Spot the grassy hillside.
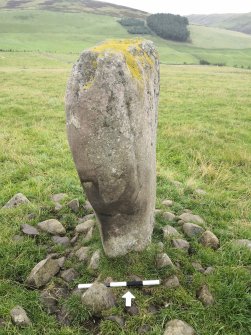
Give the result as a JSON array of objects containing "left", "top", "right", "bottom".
[
  {"left": 0, "top": 55, "right": 251, "bottom": 334},
  {"left": 1, "top": 10, "right": 251, "bottom": 67},
  {"left": 0, "top": 0, "right": 147, "bottom": 17},
  {"left": 188, "top": 12, "right": 251, "bottom": 35}
]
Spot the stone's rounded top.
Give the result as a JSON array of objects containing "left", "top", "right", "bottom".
[{"left": 89, "top": 38, "right": 158, "bottom": 81}]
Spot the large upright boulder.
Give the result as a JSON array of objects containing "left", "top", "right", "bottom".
[{"left": 65, "top": 39, "right": 160, "bottom": 257}]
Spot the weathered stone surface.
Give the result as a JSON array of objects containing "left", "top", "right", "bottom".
[
  {"left": 194, "top": 188, "right": 206, "bottom": 196},
  {"left": 164, "top": 319, "right": 195, "bottom": 335},
  {"left": 21, "top": 224, "right": 39, "bottom": 236},
  {"left": 183, "top": 222, "right": 204, "bottom": 238},
  {"left": 83, "top": 200, "right": 93, "bottom": 212},
  {"left": 126, "top": 304, "right": 139, "bottom": 316},
  {"left": 37, "top": 219, "right": 66, "bottom": 235},
  {"left": 65, "top": 39, "right": 159, "bottom": 257},
  {"left": 88, "top": 250, "right": 101, "bottom": 271},
  {"left": 52, "top": 236, "right": 70, "bottom": 247},
  {"left": 192, "top": 262, "right": 204, "bottom": 273},
  {"left": 40, "top": 291, "right": 58, "bottom": 314},
  {"left": 172, "top": 239, "right": 190, "bottom": 251},
  {"left": 51, "top": 193, "right": 67, "bottom": 203},
  {"left": 26, "top": 258, "right": 61, "bottom": 288},
  {"left": 10, "top": 306, "right": 31, "bottom": 327},
  {"left": 197, "top": 285, "right": 214, "bottom": 306},
  {"left": 3, "top": 193, "right": 30, "bottom": 209},
  {"left": 163, "top": 212, "right": 176, "bottom": 222},
  {"left": 75, "top": 219, "right": 95, "bottom": 234},
  {"left": 204, "top": 266, "right": 214, "bottom": 275},
  {"left": 163, "top": 225, "right": 180, "bottom": 238},
  {"left": 233, "top": 239, "right": 251, "bottom": 250},
  {"left": 54, "top": 203, "right": 63, "bottom": 212},
  {"left": 162, "top": 200, "right": 173, "bottom": 207},
  {"left": 105, "top": 315, "right": 125, "bottom": 327},
  {"left": 83, "top": 227, "right": 93, "bottom": 243},
  {"left": 60, "top": 268, "right": 78, "bottom": 282},
  {"left": 200, "top": 230, "right": 220, "bottom": 250},
  {"left": 81, "top": 283, "right": 115, "bottom": 314},
  {"left": 67, "top": 199, "right": 79, "bottom": 213},
  {"left": 164, "top": 275, "right": 180, "bottom": 288},
  {"left": 179, "top": 213, "right": 204, "bottom": 224},
  {"left": 156, "top": 253, "right": 173, "bottom": 268},
  {"left": 75, "top": 247, "right": 90, "bottom": 262},
  {"left": 78, "top": 214, "right": 95, "bottom": 223}
]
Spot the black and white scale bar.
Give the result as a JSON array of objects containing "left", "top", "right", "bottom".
[{"left": 78, "top": 280, "right": 160, "bottom": 289}]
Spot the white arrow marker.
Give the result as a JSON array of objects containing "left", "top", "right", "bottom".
[{"left": 122, "top": 291, "right": 135, "bottom": 307}]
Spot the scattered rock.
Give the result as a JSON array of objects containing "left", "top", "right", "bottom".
[
  {"left": 75, "top": 220, "right": 95, "bottom": 234},
  {"left": 27, "top": 213, "right": 36, "bottom": 220},
  {"left": 155, "top": 209, "right": 162, "bottom": 215},
  {"left": 148, "top": 304, "right": 158, "bottom": 314},
  {"left": 78, "top": 214, "right": 95, "bottom": 223},
  {"left": 197, "top": 285, "right": 214, "bottom": 306},
  {"left": 164, "top": 319, "right": 195, "bottom": 335},
  {"left": 192, "top": 262, "right": 204, "bottom": 273},
  {"left": 179, "top": 213, "right": 204, "bottom": 224},
  {"left": 200, "top": 231, "right": 219, "bottom": 250},
  {"left": 83, "top": 227, "right": 94, "bottom": 243},
  {"left": 183, "top": 209, "right": 192, "bottom": 214},
  {"left": 37, "top": 219, "right": 66, "bottom": 235},
  {"left": 70, "top": 234, "right": 79, "bottom": 245},
  {"left": 163, "top": 212, "right": 176, "bottom": 222},
  {"left": 26, "top": 258, "right": 61, "bottom": 288},
  {"left": 138, "top": 325, "right": 151, "bottom": 334},
  {"left": 156, "top": 253, "right": 173, "bottom": 268},
  {"left": 75, "top": 247, "right": 90, "bottom": 262},
  {"left": 105, "top": 315, "right": 125, "bottom": 327},
  {"left": 164, "top": 275, "right": 180, "bottom": 288},
  {"left": 163, "top": 225, "right": 180, "bottom": 239},
  {"left": 83, "top": 200, "right": 93, "bottom": 212},
  {"left": 40, "top": 291, "right": 58, "bottom": 314},
  {"left": 233, "top": 239, "right": 251, "bottom": 250},
  {"left": 21, "top": 224, "right": 39, "bottom": 237},
  {"left": 178, "top": 220, "right": 185, "bottom": 225},
  {"left": 10, "top": 306, "right": 31, "bottom": 327},
  {"left": 60, "top": 268, "right": 78, "bottom": 282},
  {"left": 57, "top": 257, "right": 66, "bottom": 268},
  {"left": 157, "top": 241, "right": 164, "bottom": 251},
  {"left": 12, "top": 235, "right": 24, "bottom": 242},
  {"left": 81, "top": 283, "right": 116, "bottom": 315},
  {"left": 51, "top": 193, "right": 67, "bottom": 203},
  {"left": 172, "top": 239, "right": 190, "bottom": 251},
  {"left": 162, "top": 200, "right": 173, "bottom": 207},
  {"left": 194, "top": 188, "right": 207, "bottom": 196},
  {"left": 126, "top": 304, "right": 139, "bottom": 316},
  {"left": 67, "top": 199, "right": 79, "bottom": 213},
  {"left": 52, "top": 235, "right": 70, "bottom": 247},
  {"left": 204, "top": 267, "right": 214, "bottom": 275},
  {"left": 172, "top": 180, "right": 183, "bottom": 188},
  {"left": 3, "top": 193, "right": 30, "bottom": 209},
  {"left": 183, "top": 222, "right": 204, "bottom": 238},
  {"left": 54, "top": 203, "right": 63, "bottom": 212},
  {"left": 88, "top": 250, "right": 101, "bottom": 271},
  {"left": 56, "top": 305, "right": 72, "bottom": 326},
  {"left": 128, "top": 274, "right": 142, "bottom": 282}
]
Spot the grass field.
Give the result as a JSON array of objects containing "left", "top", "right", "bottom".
[
  {"left": 0, "top": 47, "right": 251, "bottom": 334},
  {"left": 1, "top": 10, "right": 251, "bottom": 67}
]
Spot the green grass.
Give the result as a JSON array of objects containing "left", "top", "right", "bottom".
[
  {"left": 1, "top": 10, "right": 251, "bottom": 67},
  {"left": 0, "top": 50, "right": 251, "bottom": 335}
]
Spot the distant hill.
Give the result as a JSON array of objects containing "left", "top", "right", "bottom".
[
  {"left": 0, "top": 0, "right": 147, "bottom": 18},
  {"left": 188, "top": 12, "right": 251, "bottom": 35}
]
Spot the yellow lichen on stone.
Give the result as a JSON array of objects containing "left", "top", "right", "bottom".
[{"left": 91, "top": 39, "right": 154, "bottom": 81}]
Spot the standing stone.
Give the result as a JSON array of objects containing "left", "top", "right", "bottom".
[{"left": 65, "top": 39, "right": 159, "bottom": 257}]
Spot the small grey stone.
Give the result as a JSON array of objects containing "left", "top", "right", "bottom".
[
  {"left": 51, "top": 193, "right": 67, "bottom": 203},
  {"left": 200, "top": 230, "right": 219, "bottom": 250},
  {"left": 56, "top": 305, "right": 72, "bottom": 326},
  {"left": 83, "top": 200, "right": 93, "bottom": 212},
  {"left": 81, "top": 283, "right": 116, "bottom": 315},
  {"left": 88, "top": 250, "right": 101, "bottom": 271},
  {"left": 172, "top": 239, "right": 190, "bottom": 251},
  {"left": 197, "top": 285, "right": 214, "bottom": 306},
  {"left": 148, "top": 304, "right": 158, "bottom": 314},
  {"left": 70, "top": 234, "right": 79, "bottom": 245},
  {"left": 138, "top": 325, "right": 151, "bottom": 334},
  {"left": 12, "top": 235, "right": 24, "bottom": 242},
  {"left": 156, "top": 253, "right": 173, "bottom": 268},
  {"left": 164, "top": 275, "right": 180, "bottom": 288},
  {"left": 179, "top": 213, "right": 204, "bottom": 224},
  {"left": 163, "top": 225, "right": 179, "bottom": 239},
  {"left": 3, "top": 193, "right": 30, "bottom": 209},
  {"left": 155, "top": 209, "right": 162, "bottom": 215},
  {"left": 233, "top": 239, "right": 251, "bottom": 250},
  {"left": 162, "top": 200, "right": 173, "bottom": 207},
  {"left": 163, "top": 212, "right": 176, "bottom": 222},
  {"left": 60, "top": 268, "right": 78, "bottom": 282},
  {"left": 126, "top": 304, "right": 139, "bottom": 316},
  {"left": 57, "top": 257, "right": 66, "bottom": 268},
  {"left": 67, "top": 199, "right": 79, "bottom": 213},
  {"left": 54, "top": 203, "right": 63, "bottom": 212},
  {"left": 26, "top": 258, "right": 61, "bottom": 288},
  {"left": 27, "top": 213, "right": 36, "bottom": 220},
  {"left": 164, "top": 319, "right": 195, "bottom": 335},
  {"left": 37, "top": 219, "right": 66, "bottom": 235},
  {"left": 78, "top": 214, "right": 95, "bottom": 223},
  {"left": 156, "top": 241, "right": 164, "bottom": 252},
  {"left": 40, "top": 291, "right": 58, "bottom": 314},
  {"left": 83, "top": 227, "right": 94, "bottom": 243},
  {"left": 75, "top": 220, "right": 95, "bottom": 234},
  {"left": 172, "top": 180, "right": 183, "bottom": 188},
  {"left": 52, "top": 236, "right": 70, "bottom": 247},
  {"left": 10, "top": 306, "right": 31, "bottom": 327},
  {"left": 178, "top": 220, "right": 185, "bottom": 225},
  {"left": 21, "top": 224, "right": 39, "bottom": 236},
  {"left": 194, "top": 188, "right": 207, "bottom": 196},
  {"left": 192, "top": 262, "right": 204, "bottom": 273},
  {"left": 105, "top": 315, "right": 125, "bottom": 327},
  {"left": 183, "top": 222, "right": 204, "bottom": 238},
  {"left": 128, "top": 274, "right": 142, "bottom": 282},
  {"left": 183, "top": 209, "right": 192, "bottom": 213},
  {"left": 75, "top": 247, "right": 90, "bottom": 262},
  {"left": 204, "top": 267, "right": 214, "bottom": 275}
]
